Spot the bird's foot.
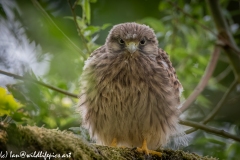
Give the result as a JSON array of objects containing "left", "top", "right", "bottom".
[
  {"left": 136, "top": 139, "right": 162, "bottom": 157},
  {"left": 110, "top": 138, "right": 117, "bottom": 147},
  {"left": 110, "top": 138, "right": 127, "bottom": 148},
  {"left": 136, "top": 147, "right": 162, "bottom": 157}
]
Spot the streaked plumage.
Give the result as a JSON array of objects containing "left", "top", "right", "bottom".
[{"left": 79, "top": 22, "right": 184, "bottom": 151}]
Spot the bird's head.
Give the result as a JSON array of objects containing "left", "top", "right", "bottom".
[{"left": 106, "top": 22, "right": 159, "bottom": 58}]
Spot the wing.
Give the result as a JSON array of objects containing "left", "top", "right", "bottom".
[
  {"left": 88, "top": 45, "right": 107, "bottom": 59},
  {"left": 83, "top": 45, "right": 107, "bottom": 70},
  {"left": 156, "top": 48, "right": 183, "bottom": 99}
]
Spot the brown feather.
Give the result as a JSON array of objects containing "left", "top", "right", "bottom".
[{"left": 79, "top": 22, "right": 185, "bottom": 149}]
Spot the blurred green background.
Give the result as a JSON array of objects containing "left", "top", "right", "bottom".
[{"left": 0, "top": 0, "right": 240, "bottom": 159}]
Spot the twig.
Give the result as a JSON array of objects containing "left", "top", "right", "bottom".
[
  {"left": 180, "top": 45, "right": 220, "bottom": 112},
  {"left": 67, "top": 0, "right": 90, "bottom": 54},
  {"left": 72, "top": 0, "right": 79, "bottom": 9},
  {"left": 203, "top": 79, "right": 237, "bottom": 123},
  {"left": 31, "top": 0, "right": 84, "bottom": 56},
  {"left": 214, "top": 65, "right": 232, "bottom": 82},
  {"left": 179, "top": 119, "right": 240, "bottom": 142},
  {"left": 0, "top": 70, "right": 78, "bottom": 98},
  {"left": 185, "top": 79, "right": 238, "bottom": 134}
]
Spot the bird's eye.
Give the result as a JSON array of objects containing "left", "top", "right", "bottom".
[
  {"left": 118, "top": 38, "right": 125, "bottom": 44},
  {"left": 140, "top": 39, "right": 146, "bottom": 45}
]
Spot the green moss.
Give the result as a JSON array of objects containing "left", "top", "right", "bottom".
[
  {"left": 0, "top": 123, "right": 218, "bottom": 160},
  {"left": 0, "top": 123, "right": 102, "bottom": 159}
]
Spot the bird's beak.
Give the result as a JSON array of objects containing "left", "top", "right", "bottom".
[{"left": 126, "top": 42, "right": 138, "bottom": 53}]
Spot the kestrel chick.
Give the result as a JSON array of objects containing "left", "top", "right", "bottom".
[{"left": 79, "top": 22, "right": 184, "bottom": 156}]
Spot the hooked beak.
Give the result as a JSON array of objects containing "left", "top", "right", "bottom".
[{"left": 126, "top": 42, "right": 138, "bottom": 53}]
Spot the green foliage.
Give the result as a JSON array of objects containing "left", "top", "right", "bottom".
[
  {"left": 0, "top": 87, "right": 22, "bottom": 120},
  {"left": 77, "top": 0, "right": 98, "bottom": 25},
  {"left": 0, "top": 0, "right": 240, "bottom": 159},
  {"left": 6, "top": 81, "right": 79, "bottom": 129},
  {"left": 186, "top": 129, "right": 240, "bottom": 160}
]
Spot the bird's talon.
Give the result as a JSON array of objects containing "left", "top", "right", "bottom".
[
  {"left": 136, "top": 147, "right": 162, "bottom": 157},
  {"left": 136, "top": 139, "right": 162, "bottom": 157},
  {"left": 136, "top": 147, "right": 149, "bottom": 155},
  {"left": 149, "top": 150, "right": 162, "bottom": 157},
  {"left": 110, "top": 138, "right": 117, "bottom": 147}
]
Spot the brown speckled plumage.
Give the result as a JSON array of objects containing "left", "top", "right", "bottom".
[{"left": 79, "top": 22, "right": 184, "bottom": 150}]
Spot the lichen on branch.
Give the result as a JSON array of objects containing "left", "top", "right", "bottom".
[{"left": 0, "top": 123, "right": 217, "bottom": 160}]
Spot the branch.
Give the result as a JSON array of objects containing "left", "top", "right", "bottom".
[
  {"left": 179, "top": 119, "right": 240, "bottom": 142},
  {"left": 31, "top": 0, "right": 84, "bottom": 57},
  {"left": 0, "top": 70, "right": 78, "bottom": 98},
  {"left": 203, "top": 80, "right": 237, "bottom": 123},
  {"left": 180, "top": 45, "right": 220, "bottom": 112},
  {"left": 185, "top": 79, "right": 238, "bottom": 134},
  {"left": 206, "top": 0, "right": 240, "bottom": 81},
  {"left": 67, "top": 0, "right": 90, "bottom": 55},
  {"left": 214, "top": 65, "right": 231, "bottom": 82},
  {"left": 0, "top": 123, "right": 217, "bottom": 160}
]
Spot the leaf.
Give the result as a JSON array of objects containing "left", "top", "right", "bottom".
[
  {"left": 83, "top": 26, "right": 100, "bottom": 37},
  {"left": 101, "top": 23, "right": 112, "bottom": 30},
  {"left": 76, "top": 16, "right": 87, "bottom": 29},
  {"left": 11, "top": 111, "right": 29, "bottom": 122},
  {"left": 85, "top": 1, "right": 91, "bottom": 24},
  {"left": 7, "top": 83, "right": 43, "bottom": 110},
  {"left": 82, "top": 0, "right": 91, "bottom": 24},
  {"left": 0, "top": 87, "right": 21, "bottom": 116},
  {"left": 82, "top": 24, "right": 111, "bottom": 40},
  {"left": 43, "top": 116, "right": 57, "bottom": 128}
]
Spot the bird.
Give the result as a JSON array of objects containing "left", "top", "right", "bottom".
[{"left": 79, "top": 22, "right": 185, "bottom": 156}]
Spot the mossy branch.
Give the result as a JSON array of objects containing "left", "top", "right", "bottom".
[{"left": 0, "top": 123, "right": 217, "bottom": 160}]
